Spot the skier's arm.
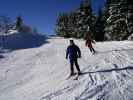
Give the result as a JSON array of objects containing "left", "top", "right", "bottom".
[
  {"left": 77, "top": 46, "right": 81, "bottom": 58},
  {"left": 91, "top": 40, "right": 96, "bottom": 44},
  {"left": 85, "top": 40, "right": 88, "bottom": 46},
  {"left": 66, "top": 47, "right": 69, "bottom": 59}
]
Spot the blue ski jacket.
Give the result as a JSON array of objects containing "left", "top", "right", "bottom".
[{"left": 66, "top": 44, "right": 81, "bottom": 60}]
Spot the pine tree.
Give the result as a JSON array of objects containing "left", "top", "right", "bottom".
[
  {"left": 127, "top": 0, "right": 133, "bottom": 36},
  {"left": 75, "top": 0, "right": 95, "bottom": 38},
  {"left": 94, "top": 8, "right": 106, "bottom": 41},
  {"left": 55, "top": 0, "right": 95, "bottom": 39},
  {"left": 105, "top": 0, "right": 129, "bottom": 40},
  {"left": 55, "top": 13, "right": 71, "bottom": 38},
  {"left": 16, "top": 16, "right": 23, "bottom": 32},
  {"left": 67, "top": 12, "right": 77, "bottom": 37}
]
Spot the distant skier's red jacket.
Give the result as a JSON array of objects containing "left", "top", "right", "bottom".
[
  {"left": 85, "top": 33, "right": 94, "bottom": 48},
  {"left": 85, "top": 39, "right": 93, "bottom": 48}
]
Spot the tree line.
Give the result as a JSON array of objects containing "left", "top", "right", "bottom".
[{"left": 55, "top": 0, "right": 133, "bottom": 41}]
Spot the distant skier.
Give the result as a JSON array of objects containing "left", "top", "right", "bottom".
[
  {"left": 85, "top": 33, "right": 96, "bottom": 54},
  {"left": 66, "top": 40, "right": 81, "bottom": 77}
]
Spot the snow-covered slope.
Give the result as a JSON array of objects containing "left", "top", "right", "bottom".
[
  {"left": 0, "top": 37, "right": 133, "bottom": 100},
  {"left": 0, "top": 31, "right": 47, "bottom": 50}
]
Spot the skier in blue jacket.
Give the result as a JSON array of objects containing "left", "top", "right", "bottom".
[{"left": 66, "top": 40, "right": 81, "bottom": 76}]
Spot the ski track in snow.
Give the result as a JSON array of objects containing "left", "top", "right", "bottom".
[{"left": 0, "top": 38, "right": 133, "bottom": 100}]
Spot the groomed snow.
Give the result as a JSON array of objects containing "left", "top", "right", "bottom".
[{"left": 0, "top": 37, "right": 133, "bottom": 100}]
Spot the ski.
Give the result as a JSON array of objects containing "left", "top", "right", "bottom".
[
  {"left": 66, "top": 73, "right": 77, "bottom": 80},
  {"left": 73, "top": 75, "right": 79, "bottom": 80},
  {"left": 73, "top": 73, "right": 83, "bottom": 80}
]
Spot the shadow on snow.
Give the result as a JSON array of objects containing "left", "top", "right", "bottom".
[
  {"left": 81, "top": 66, "right": 133, "bottom": 75},
  {"left": 0, "top": 33, "right": 49, "bottom": 51},
  {"left": 0, "top": 33, "right": 50, "bottom": 59}
]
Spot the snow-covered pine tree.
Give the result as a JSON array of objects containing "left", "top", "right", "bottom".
[
  {"left": 94, "top": 8, "right": 106, "bottom": 41},
  {"left": 75, "top": 0, "right": 95, "bottom": 38},
  {"left": 105, "top": 0, "right": 129, "bottom": 40},
  {"left": 55, "top": 0, "right": 95, "bottom": 39},
  {"left": 16, "top": 16, "right": 23, "bottom": 32},
  {"left": 55, "top": 13, "right": 71, "bottom": 38},
  {"left": 127, "top": 0, "right": 133, "bottom": 38},
  {"left": 67, "top": 12, "right": 77, "bottom": 37}
]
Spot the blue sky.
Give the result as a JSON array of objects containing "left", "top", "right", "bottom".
[{"left": 0, "top": 0, "right": 105, "bottom": 35}]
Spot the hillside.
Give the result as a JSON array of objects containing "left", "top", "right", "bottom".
[
  {"left": 0, "top": 31, "right": 47, "bottom": 50},
  {"left": 0, "top": 37, "right": 133, "bottom": 100}
]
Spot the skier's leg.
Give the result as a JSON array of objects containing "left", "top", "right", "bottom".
[
  {"left": 93, "top": 48, "right": 96, "bottom": 53},
  {"left": 89, "top": 47, "right": 92, "bottom": 53},
  {"left": 90, "top": 44, "right": 95, "bottom": 54},
  {"left": 74, "top": 59, "right": 81, "bottom": 74},
  {"left": 91, "top": 47, "right": 96, "bottom": 54},
  {"left": 70, "top": 60, "right": 74, "bottom": 75}
]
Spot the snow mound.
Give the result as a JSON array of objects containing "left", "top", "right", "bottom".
[
  {"left": 0, "top": 38, "right": 133, "bottom": 100},
  {"left": 0, "top": 31, "right": 48, "bottom": 50},
  {"left": 128, "top": 33, "right": 133, "bottom": 40},
  {"left": 8, "top": 30, "right": 18, "bottom": 34}
]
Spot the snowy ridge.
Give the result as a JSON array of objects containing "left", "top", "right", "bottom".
[
  {"left": 0, "top": 31, "right": 47, "bottom": 50},
  {"left": 0, "top": 38, "right": 133, "bottom": 100}
]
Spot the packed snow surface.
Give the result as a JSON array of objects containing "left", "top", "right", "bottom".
[{"left": 0, "top": 37, "right": 133, "bottom": 100}]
